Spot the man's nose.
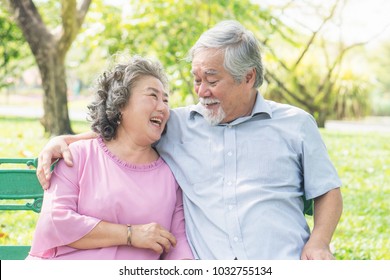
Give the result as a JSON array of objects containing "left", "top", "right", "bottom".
[{"left": 197, "top": 82, "right": 211, "bottom": 98}]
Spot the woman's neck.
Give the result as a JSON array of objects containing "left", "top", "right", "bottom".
[{"left": 104, "top": 137, "right": 159, "bottom": 164}]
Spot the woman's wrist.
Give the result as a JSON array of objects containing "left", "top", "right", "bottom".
[{"left": 126, "top": 224, "right": 132, "bottom": 246}]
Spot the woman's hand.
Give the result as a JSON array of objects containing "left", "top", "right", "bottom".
[
  {"left": 131, "top": 223, "right": 177, "bottom": 254},
  {"left": 69, "top": 221, "right": 177, "bottom": 256}
]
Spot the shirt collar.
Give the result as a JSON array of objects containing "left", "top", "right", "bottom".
[
  {"left": 189, "top": 92, "right": 272, "bottom": 123},
  {"left": 250, "top": 93, "right": 272, "bottom": 118}
]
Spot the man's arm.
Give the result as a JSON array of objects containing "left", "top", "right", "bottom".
[
  {"left": 37, "top": 131, "right": 98, "bottom": 189},
  {"left": 301, "top": 188, "right": 343, "bottom": 260}
]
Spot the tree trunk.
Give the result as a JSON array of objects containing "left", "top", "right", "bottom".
[
  {"left": 316, "top": 111, "right": 327, "bottom": 128},
  {"left": 36, "top": 49, "right": 73, "bottom": 135}
]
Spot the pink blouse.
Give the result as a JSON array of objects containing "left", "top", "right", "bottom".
[{"left": 27, "top": 138, "right": 193, "bottom": 260}]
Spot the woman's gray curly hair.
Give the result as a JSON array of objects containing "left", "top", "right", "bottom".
[{"left": 87, "top": 55, "right": 169, "bottom": 141}]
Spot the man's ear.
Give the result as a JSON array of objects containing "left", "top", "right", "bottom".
[{"left": 246, "top": 68, "right": 256, "bottom": 85}]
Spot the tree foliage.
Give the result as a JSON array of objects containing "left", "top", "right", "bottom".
[
  {"left": 369, "top": 41, "right": 390, "bottom": 115},
  {"left": 2, "top": 0, "right": 379, "bottom": 130},
  {"left": 0, "top": 7, "right": 31, "bottom": 89},
  {"left": 85, "top": 0, "right": 277, "bottom": 107},
  {"left": 78, "top": 0, "right": 372, "bottom": 126}
]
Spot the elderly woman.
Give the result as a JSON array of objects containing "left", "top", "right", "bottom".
[{"left": 27, "top": 56, "right": 193, "bottom": 260}]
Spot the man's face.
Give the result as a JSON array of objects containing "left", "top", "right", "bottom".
[{"left": 191, "top": 48, "right": 255, "bottom": 125}]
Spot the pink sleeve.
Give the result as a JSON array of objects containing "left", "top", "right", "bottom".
[
  {"left": 29, "top": 149, "right": 100, "bottom": 258},
  {"left": 163, "top": 186, "right": 194, "bottom": 260}
]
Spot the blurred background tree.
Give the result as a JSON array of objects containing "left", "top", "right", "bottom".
[
  {"left": 369, "top": 41, "right": 390, "bottom": 116},
  {"left": 0, "top": 8, "right": 32, "bottom": 92},
  {"left": 259, "top": 0, "right": 377, "bottom": 126},
  {"left": 1, "top": 0, "right": 91, "bottom": 136},
  {"left": 1, "top": 0, "right": 389, "bottom": 133}
]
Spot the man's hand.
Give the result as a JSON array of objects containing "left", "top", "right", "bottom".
[
  {"left": 37, "top": 135, "right": 73, "bottom": 189},
  {"left": 300, "top": 238, "right": 335, "bottom": 260},
  {"left": 36, "top": 131, "right": 97, "bottom": 189}
]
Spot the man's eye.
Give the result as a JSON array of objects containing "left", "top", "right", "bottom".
[{"left": 209, "top": 81, "right": 217, "bottom": 86}]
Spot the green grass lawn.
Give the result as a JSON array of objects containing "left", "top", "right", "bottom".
[
  {"left": 0, "top": 116, "right": 389, "bottom": 259},
  {"left": 322, "top": 130, "right": 390, "bottom": 260}
]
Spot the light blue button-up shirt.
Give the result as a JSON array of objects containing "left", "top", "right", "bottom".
[{"left": 156, "top": 93, "right": 342, "bottom": 260}]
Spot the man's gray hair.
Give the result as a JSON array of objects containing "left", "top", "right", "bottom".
[{"left": 187, "top": 20, "right": 264, "bottom": 89}]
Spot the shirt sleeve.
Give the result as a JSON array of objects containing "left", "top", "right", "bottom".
[
  {"left": 301, "top": 114, "right": 342, "bottom": 199},
  {"left": 29, "top": 146, "right": 101, "bottom": 258},
  {"left": 162, "top": 185, "right": 194, "bottom": 260}
]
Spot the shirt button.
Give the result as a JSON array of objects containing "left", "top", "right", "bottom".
[
  {"left": 228, "top": 205, "right": 234, "bottom": 210},
  {"left": 227, "top": 181, "right": 232, "bottom": 186},
  {"left": 233, "top": 237, "right": 239, "bottom": 242},
  {"left": 227, "top": 151, "right": 233, "bottom": 156}
]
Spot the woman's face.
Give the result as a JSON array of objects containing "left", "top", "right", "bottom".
[{"left": 119, "top": 75, "right": 169, "bottom": 145}]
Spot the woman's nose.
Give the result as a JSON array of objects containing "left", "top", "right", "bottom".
[{"left": 157, "top": 99, "right": 168, "bottom": 112}]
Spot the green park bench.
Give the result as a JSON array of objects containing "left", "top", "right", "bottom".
[{"left": 0, "top": 158, "right": 43, "bottom": 260}]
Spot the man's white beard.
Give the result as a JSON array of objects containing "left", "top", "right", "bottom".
[{"left": 203, "top": 105, "right": 226, "bottom": 126}]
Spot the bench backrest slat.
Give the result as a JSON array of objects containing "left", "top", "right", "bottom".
[{"left": 0, "top": 158, "right": 43, "bottom": 260}]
